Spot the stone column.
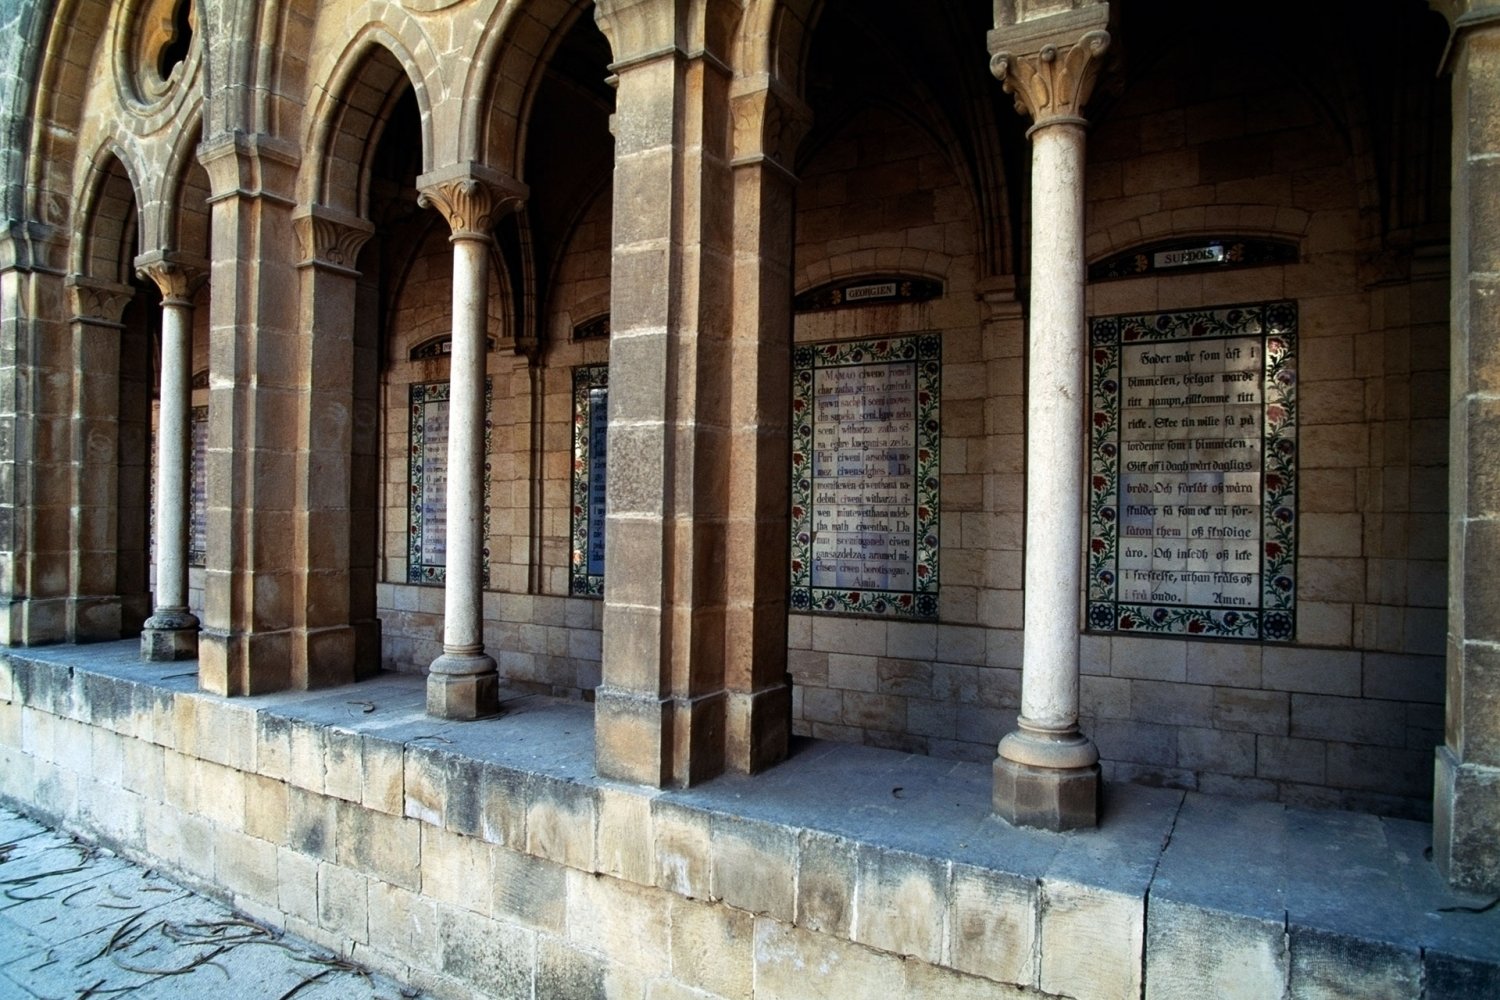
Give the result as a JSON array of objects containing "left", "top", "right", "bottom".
[
  {"left": 593, "top": 0, "right": 742, "bottom": 786},
  {"left": 1433, "top": 0, "right": 1500, "bottom": 895},
  {"left": 988, "top": 10, "right": 1111, "bottom": 830},
  {"left": 415, "top": 163, "right": 526, "bottom": 720},
  {"left": 289, "top": 205, "right": 375, "bottom": 687},
  {"left": 722, "top": 80, "right": 809, "bottom": 772},
  {"left": 64, "top": 275, "right": 135, "bottom": 641},
  {"left": 136, "top": 252, "right": 205, "bottom": 661},
  {"left": 0, "top": 223, "right": 71, "bottom": 645},
  {"left": 196, "top": 134, "right": 302, "bottom": 695}
]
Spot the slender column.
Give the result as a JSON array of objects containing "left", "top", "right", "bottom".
[
  {"left": 1432, "top": 0, "right": 1500, "bottom": 895},
  {"left": 137, "top": 253, "right": 205, "bottom": 661},
  {"left": 988, "top": 12, "right": 1110, "bottom": 830},
  {"left": 416, "top": 164, "right": 527, "bottom": 720}
]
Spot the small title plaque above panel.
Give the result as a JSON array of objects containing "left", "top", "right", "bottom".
[
  {"left": 1087, "top": 301, "right": 1298, "bottom": 642},
  {"left": 1090, "top": 237, "right": 1298, "bottom": 282},
  {"left": 795, "top": 275, "right": 943, "bottom": 313}
]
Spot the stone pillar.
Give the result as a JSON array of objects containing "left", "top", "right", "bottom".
[
  {"left": 722, "top": 80, "right": 809, "bottom": 772},
  {"left": 415, "top": 164, "right": 526, "bottom": 720},
  {"left": 136, "top": 253, "right": 205, "bottom": 661},
  {"left": 64, "top": 275, "right": 135, "bottom": 641},
  {"left": 0, "top": 223, "right": 70, "bottom": 645},
  {"left": 988, "top": 9, "right": 1111, "bottom": 831},
  {"left": 592, "top": 0, "right": 741, "bottom": 786},
  {"left": 196, "top": 134, "right": 302, "bottom": 695},
  {"left": 289, "top": 205, "right": 375, "bottom": 687},
  {"left": 1433, "top": 0, "right": 1500, "bottom": 895}
]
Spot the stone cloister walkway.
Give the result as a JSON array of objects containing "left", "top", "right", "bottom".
[{"left": 2, "top": 641, "right": 1498, "bottom": 999}]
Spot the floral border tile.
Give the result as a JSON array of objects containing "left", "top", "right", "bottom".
[
  {"left": 1087, "top": 301, "right": 1298, "bottom": 641},
  {"left": 408, "top": 379, "right": 492, "bottom": 586},
  {"left": 790, "top": 334, "right": 941, "bottom": 619},
  {"left": 570, "top": 364, "right": 608, "bottom": 597}
]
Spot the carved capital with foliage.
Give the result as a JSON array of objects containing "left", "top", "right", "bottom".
[
  {"left": 134, "top": 250, "right": 207, "bottom": 305},
  {"left": 731, "top": 81, "right": 812, "bottom": 176},
  {"left": 292, "top": 205, "right": 375, "bottom": 273},
  {"left": 990, "top": 29, "right": 1111, "bottom": 128},
  {"left": 65, "top": 275, "right": 134, "bottom": 326},
  {"left": 416, "top": 163, "right": 528, "bottom": 242}
]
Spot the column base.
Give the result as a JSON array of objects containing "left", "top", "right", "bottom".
[
  {"left": 993, "top": 727, "right": 1101, "bottom": 831},
  {"left": 726, "top": 683, "right": 791, "bottom": 774},
  {"left": 993, "top": 756, "right": 1101, "bottom": 831},
  {"left": 1433, "top": 744, "right": 1500, "bottom": 895},
  {"left": 141, "top": 610, "right": 200, "bottom": 662},
  {"left": 426, "top": 651, "right": 500, "bottom": 720}
]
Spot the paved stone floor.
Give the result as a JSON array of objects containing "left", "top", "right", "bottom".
[{"left": 0, "top": 806, "right": 425, "bottom": 1000}]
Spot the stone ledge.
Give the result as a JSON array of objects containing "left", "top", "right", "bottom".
[{"left": 2, "top": 641, "right": 1498, "bottom": 1000}]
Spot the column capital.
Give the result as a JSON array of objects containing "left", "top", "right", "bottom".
[
  {"left": 64, "top": 275, "right": 134, "bottom": 326},
  {"left": 197, "top": 132, "right": 301, "bottom": 207},
  {"left": 594, "top": 0, "right": 740, "bottom": 70},
  {"left": 730, "top": 79, "right": 812, "bottom": 179},
  {"left": 990, "top": 29, "right": 1111, "bottom": 130},
  {"left": 291, "top": 204, "right": 375, "bottom": 274},
  {"left": 134, "top": 251, "right": 208, "bottom": 304},
  {"left": 416, "top": 163, "right": 527, "bottom": 242}
]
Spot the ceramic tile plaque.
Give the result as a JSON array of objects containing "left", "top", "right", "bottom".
[
  {"left": 407, "top": 379, "right": 492, "bottom": 585},
  {"left": 1088, "top": 301, "right": 1298, "bottom": 640},
  {"left": 791, "top": 335, "right": 940, "bottom": 618},
  {"left": 189, "top": 405, "right": 207, "bottom": 566},
  {"left": 570, "top": 364, "right": 608, "bottom": 597}
]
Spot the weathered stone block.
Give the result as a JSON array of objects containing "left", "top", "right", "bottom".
[
  {"left": 1040, "top": 879, "right": 1143, "bottom": 1000},
  {"left": 336, "top": 798, "right": 420, "bottom": 890},
  {"left": 439, "top": 903, "right": 534, "bottom": 1000},
  {"left": 752, "top": 918, "right": 904, "bottom": 1000},
  {"left": 422, "top": 824, "right": 495, "bottom": 915},
  {"left": 527, "top": 775, "right": 597, "bottom": 871},
  {"left": 404, "top": 745, "right": 450, "bottom": 828},
  {"left": 480, "top": 762, "right": 529, "bottom": 849},
  {"left": 216, "top": 827, "right": 279, "bottom": 903},
  {"left": 711, "top": 814, "right": 796, "bottom": 922},
  {"left": 255, "top": 713, "right": 293, "bottom": 783},
  {"left": 361, "top": 735, "right": 405, "bottom": 816},
  {"left": 287, "top": 717, "right": 328, "bottom": 793},
  {"left": 493, "top": 847, "right": 567, "bottom": 932},
  {"left": 668, "top": 896, "right": 753, "bottom": 1000},
  {"left": 323, "top": 728, "right": 364, "bottom": 803},
  {"left": 851, "top": 845, "right": 947, "bottom": 964},
  {"left": 795, "top": 829, "right": 856, "bottom": 936},
  {"left": 317, "top": 861, "right": 369, "bottom": 940},
  {"left": 243, "top": 772, "right": 289, "bottom": 845},
  {"left": 1288, "top": 926, "right": 1419, "bottom": 1000},
  {"left": 287, "top": 785, "right": 338, "bottom": 861},
  {"left": 654, "top": 797, "right": 712, "bottom": 899},
  {"left": 277, "top": 845, "right": 320, "bottom": 925},
  {"left": 368, "top": 881, "right": 441, "bottom": 970},
  {"left": 1145, "top": 898, "right": 1287, "bottom": 1000},
  {"left": 536, "top": 932, "right": 607, "bottom": 1000},
  {"left": 598, "top": 784, "right": 655, "bottom": 884},
  {"left": 567, "top": 868, "right": 669, "bottom": 972},
  {"left": 949, "top": 862, "right": 1036, "bottom": 986}
]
